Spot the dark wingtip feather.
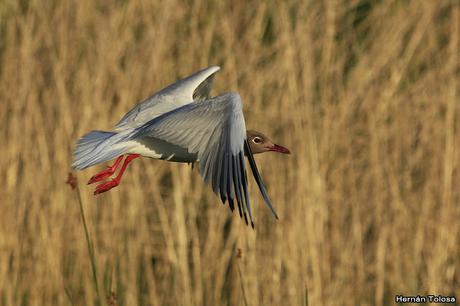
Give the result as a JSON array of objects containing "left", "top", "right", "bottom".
[
  {"left": 239, "top": 152, "right": 254, "bottom": 226},
  {"left": 220, "top": 193, "right": 227, "bottom": 204},
  {"left": 229, "top": 197, "right": 237, "bottom": 215},
  {"left": 251, "top": 221, "right": 255, "bottom": 229},
  {"left": 244, "top": 140, "right": 279, "bottom": 219}
]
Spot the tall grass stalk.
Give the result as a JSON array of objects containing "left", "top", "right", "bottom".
[
  {"left": 63, "top": 286, "right": 75, "bottom": 306},
  {"left": 236, "top": 259, "right": 249, "bottom": 306},
  {"left": 75, "top": 185, "right": 102, "bottom": 306}
]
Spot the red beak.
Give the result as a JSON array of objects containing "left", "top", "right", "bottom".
[{"left": 269, "top": 144, "right": 291, "bottom": 154}]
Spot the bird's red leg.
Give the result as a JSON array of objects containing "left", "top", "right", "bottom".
[
  {"left": 94, "top": 154, "right": 140, "bottom": 195},
  {"left": 87, "top": 156, "right": 124, "bottom": 185}
]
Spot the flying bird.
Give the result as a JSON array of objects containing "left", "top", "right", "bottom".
[{"left": 72, "top": 66, "right": 290, "bottom": 227}]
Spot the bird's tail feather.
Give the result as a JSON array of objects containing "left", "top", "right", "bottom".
[{"left": 72, "top": 130, "right": 127, "bottom": 170}]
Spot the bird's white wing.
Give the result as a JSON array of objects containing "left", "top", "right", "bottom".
[
  {"left": 130, "top": 93, "right": 276, "bottom": 227},
  {"left": 115, "top": 66, "right": 221, "bottom": 130}
]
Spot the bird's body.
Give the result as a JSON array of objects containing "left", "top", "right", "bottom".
[
  {"left": 125, "top": 136, "right": 197, "bottom": 162},
  {"left": 73, "top": 66, "right": 222, "bottom": 169},
  {"left": 73, "top": 66, "right": 289, "bottom": 226}
]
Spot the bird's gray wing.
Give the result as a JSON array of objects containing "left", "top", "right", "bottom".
[
  {"left": 191, "top": 71, "right": 217, "bottom": 101},
  {"left": 115, "top": 66, "right": 221, "bottom": 130},
  {"left": 131, "top": 93, "right": 258, "bottom": 226}
]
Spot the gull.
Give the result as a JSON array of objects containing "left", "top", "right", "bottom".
[{"left": 72, "top": 66, "right": 290, "bottom": 226}]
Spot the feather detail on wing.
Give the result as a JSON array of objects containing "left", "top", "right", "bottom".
[
  {"left": 131, "top": 92, "right": 256, "bottom": 226},
  {"left": 115, "top": 66, "right": 221, "bottom": 130}
]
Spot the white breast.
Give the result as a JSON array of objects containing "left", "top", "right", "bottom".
[{"left": 124, "top": 137, "right": 197, "bottom": 163}]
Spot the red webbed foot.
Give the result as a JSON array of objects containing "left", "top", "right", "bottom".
[
  {"left": 88, "top": 168, "right": 115, "bottom": 185},
  {"left": 91, "top": 154, "right": 140, "bottom": 195},
  {"left": 94, "top": 179, "right": 120, "bottom": 195},
  {"left": 87, "top": 156, "right": 124, "bottom": 185}
]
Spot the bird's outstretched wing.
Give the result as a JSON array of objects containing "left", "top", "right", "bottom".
[
  {"left": 115, "top": 66, "right": 221, "bottom": 130},
  {"left": 131, "top": 93, "right": 277, "bottom": 227}
]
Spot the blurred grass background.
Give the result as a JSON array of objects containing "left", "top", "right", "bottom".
[{"left": 0, "top": 0, "right": 459, "bottom": 305}]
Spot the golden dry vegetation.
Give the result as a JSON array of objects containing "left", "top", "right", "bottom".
[{"left": 0, "top": 0, "right": 459, "bottom": 305}]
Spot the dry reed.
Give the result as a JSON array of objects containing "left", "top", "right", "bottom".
[{"left": 0, "top": 0, "right": 459, "bottom": 305}]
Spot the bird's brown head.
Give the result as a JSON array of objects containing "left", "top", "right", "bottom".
[{"left": 246, "top": 130, "right": 290, "bottom": 155}]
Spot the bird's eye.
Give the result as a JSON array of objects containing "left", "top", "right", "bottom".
[{"left": 252, "top": 137, "right": 262, "bottom": 144}]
